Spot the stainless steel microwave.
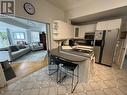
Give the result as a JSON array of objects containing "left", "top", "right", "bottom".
[{"left": 84, "top": 32, "right": 95, "bottom": 40}]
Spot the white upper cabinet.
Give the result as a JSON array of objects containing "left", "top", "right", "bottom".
[
  {"left": 96, "top": 19, "right": 122, "bottom": 30},
  {"left": 52, "top": 20, "right": 73, "bottom": 40}
]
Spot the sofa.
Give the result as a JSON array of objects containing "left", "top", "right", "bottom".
[
  {"left": 30, "top": 42, "right": 43, "bottom": 51},
  {"left": 0, "top": 45, "right": 31, "bottom": 61}
]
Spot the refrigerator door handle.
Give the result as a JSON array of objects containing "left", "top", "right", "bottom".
[{"left": 101, "top": 40, "right": 104, "bottom": 47}]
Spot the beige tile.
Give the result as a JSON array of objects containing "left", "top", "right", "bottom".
[
  {"left": 33, "top": 82, "right": 40, "bottom": 89},
  {"left": 103, "top": 80, "right": 116, "bottom": 88},
  {"left": 21, "top": 82, "right": 34, "bottom": 90},
  {"left": 20, "top": 89, "right": 31, "bottom": 95},
  {"left": 119, "top": 86, "right": 127, "bottom": 95},
  {"left": 117, "top": 79, "right": 127, "bottom": 87},
  {"left": 111, "top": 88, "right": 125, "bottom": 95},
  {"left": 103, "top": 88, "right": 116, "bottom": 95},
  {"left": 6, "top": 83, "right": 17, "bottom": 91},
  {"left": 83, "top": 84, "right": 93, "bottom": 91},
  {"left": 95, "top": 90, "right": 106, "bottom": 95},
  {"left": 74, "top": 84, "right": 84, "bottom": 93},
  {"left": 68, "top": 93, "right": 74, "bottom": 95},
  {"left": 48, "top": 87, "right": 57, "bottom": 95},
  {"left": 57, "top": 86, "right": 67, "bottom": 95},
  {"left": 92, "top": 76, "right": 101, "bottom": 81},
  {"left": 50, "top": 81, "right": 58, "bottom": 87},
  {"left": 102, "top": 70, "right": 113, "bottom": 75},
  {"left": 4, "top": 91, "right": 20, "bottom": 95},
  {"left": 86, "top": 91, "right": 96, "bottom": 95},
  {"left": 39, "top": 88, "right": 49, "bottom": 95},
  {"left": 100, "top": 75, "right": 114, "bottom": 81},
  {"left": 1, "top": 63, "right": 127, "bottom": 95},
  {"left": 74, "top": 92, "right": 86, "bottom": 95},
  {"left": 115, "top": 74, "right": 127, "bottom": 79},
  {"left": 29, "top": 89, "right": 39, "bottom": 95},
  {"left": 97, "top": 81, "right": 108, "bottom": 89},
  {"left": 89, "top": 81, "right": 101, "bottom": 90},
  {"left": 40, "top": 80, "right": 50, "bottom": 88}
]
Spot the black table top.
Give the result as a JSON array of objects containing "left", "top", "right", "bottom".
[{"left": 50, "top": 48, "right": 88, "bottom": 62}]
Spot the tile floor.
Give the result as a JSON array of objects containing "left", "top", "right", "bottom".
[{"left": 0, "top": 63, "right": 127, "bottom": 95}]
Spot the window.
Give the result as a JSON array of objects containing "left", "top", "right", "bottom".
[
  {"left": 0, "top": 32, "right": 10, "bottom": 48},
  {"left": 13, "top": 32, "right": 25, "bottom": 40},
  {"left": 31, "top": 32, "right": 39, "bottom": 42}
]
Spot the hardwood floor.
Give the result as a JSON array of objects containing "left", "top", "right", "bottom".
[{"left": 8, "top": 55, "right": 48, "bottom": 85}]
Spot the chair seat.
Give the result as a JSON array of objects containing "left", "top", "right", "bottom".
[
  {"left": 50, "top": 55, "right": 60, "bottom": 65},
  {"left": 59, "top": 59, "right": 78, "bottom": 71}
]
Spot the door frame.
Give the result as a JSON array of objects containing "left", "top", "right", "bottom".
[
  {"left": 120, "top": 35, "right": 127, "bottom": 69},
  {"left": 46, "top": 23, "right": 51, "bottom": 50}
]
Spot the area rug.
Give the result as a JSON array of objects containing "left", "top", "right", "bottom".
[
  {"left": 8, "top": 55, "right": 48, "bottom": 85},
  {"left": 13, "top": 50, "right": 47, "bottom": 64}
]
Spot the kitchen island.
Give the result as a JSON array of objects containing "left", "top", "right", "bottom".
[{"left": 50, "top": 47, "right": 95, "bottom": 83}]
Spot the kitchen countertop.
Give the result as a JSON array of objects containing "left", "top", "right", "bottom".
[
  {"left": 62, "top": 48, "right": 94, "bottom": 58},
  {"left": 50, "top": 48, "right": 93, "bottom": 62},
  {"left": 50, "top": 47, "right": 95, "bottom": 83}
]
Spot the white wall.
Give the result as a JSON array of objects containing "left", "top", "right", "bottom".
[
  {"left": 15, "top": 0, "right": 65, "bottom": 23},
  {"left": 79, "top": 24, "right": 96, "bottom": 38},
  {"left": 67, "top": 0, "right": 127, "bottom": 19},
  {"left": 15, "top": 0, "right": 66, "bottom": 49}
]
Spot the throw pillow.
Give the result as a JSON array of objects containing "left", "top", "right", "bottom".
[
  {"left": 18, "top": 45, "right": 26, "bottom": 49},
  {"left": 9, "top": 46, "right": 19, "bottom": 52}
]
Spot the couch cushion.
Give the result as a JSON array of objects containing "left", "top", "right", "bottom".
[
  {"left": 18, "top": 45, "right": 26, "bottom": 49},
  {"left": 9, "top": 46, "right": 19, "bottom": 52}
]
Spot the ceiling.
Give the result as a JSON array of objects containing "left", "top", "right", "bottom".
[
  {"left": 0, "top": 21, "right": 26, "bottom": 31},
  {"left": 47, "top": 0, "right": 91, "bottom": 10},
  {"left": 47, "top": 0, "right": 127, "bottom": 25},
  {"left": 71, "top": 6, "right": 127, "bottom": 25},
  {"left": 0, "top": 17, "right": 46, "bottom": 32}
]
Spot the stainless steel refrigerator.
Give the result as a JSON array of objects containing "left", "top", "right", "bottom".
[{"left": 94, "top": 29, "right": 119, "bottom": 67}]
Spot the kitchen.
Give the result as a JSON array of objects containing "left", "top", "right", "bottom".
[
  {"left": 52, "top": 19, "right": 127, "bottom": 68},
  {"left": 49, "top": 18, "right": 127, "bottom": 93}
]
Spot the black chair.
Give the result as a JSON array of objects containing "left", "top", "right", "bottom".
[
  {"left": 58, "top": 58, "right": 79, "bottom": 93},
  {"left": 48, "top": 50, "right": 60, "bottom": 81},
  {"left": 48, "top": 51, "right": 79, "bottom": 93}
]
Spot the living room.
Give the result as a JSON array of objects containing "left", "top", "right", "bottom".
[{"left": 0, "top": 17, "right": 48, "bottom": 82}]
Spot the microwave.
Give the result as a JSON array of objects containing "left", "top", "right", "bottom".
[{"left": 84, "top": 32, "right": 95, "bottom": 40}]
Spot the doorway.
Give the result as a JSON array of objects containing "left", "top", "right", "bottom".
[
  {"left": 0, "top": 16, "right": 50, "bottom": 82},
  {"left": 114, "top": 32, "right": 127, "bottom": 69},
  {"left": 122, "top": 40, "right": 127, "bottom": 70}
]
